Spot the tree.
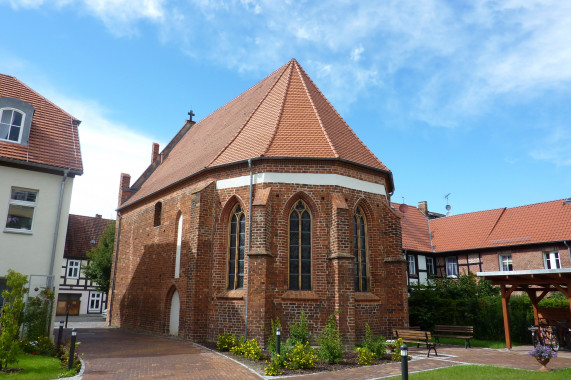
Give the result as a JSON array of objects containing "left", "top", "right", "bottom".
[
  {"left": 83, "top": 221, "right": 115, "bottom": 294},
  {"left": 0, "top": 270, "right": 28, "bottom": 371}
]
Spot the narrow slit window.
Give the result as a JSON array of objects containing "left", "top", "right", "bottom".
[{"left": 354, "top": 207, "right": 368, "bottom": 292}]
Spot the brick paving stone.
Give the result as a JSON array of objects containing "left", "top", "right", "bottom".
[{"left": 76, "top": 328, "right": 571, "bottom": 380}]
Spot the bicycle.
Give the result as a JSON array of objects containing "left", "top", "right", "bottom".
[{"left": 529, "top": 325, "right": 559, "bottom": 351}]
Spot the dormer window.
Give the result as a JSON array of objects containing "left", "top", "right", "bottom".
[
  {"left": 0, "top": 97, "right": 35, "bottom": 145},
  {"left": 0, "top": 109, "right": 24, "bottom": 142}
]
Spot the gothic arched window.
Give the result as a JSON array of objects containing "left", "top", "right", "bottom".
[
  {"left": 228, "top": 204, "right": 245, "bottom": 290},
  {"left": 354, "top": 207, "right": 368, "bottom": 292},
  {"left": 289, "top": 200, "right": 311, "bottom": 290}
]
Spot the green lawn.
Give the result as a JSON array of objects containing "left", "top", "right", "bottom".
[
  {"left": 386, "top": 365, "right": 571, "bottom": 379},
  {"left": 0, "top": 353, "right": 67, "bottom": 380}
]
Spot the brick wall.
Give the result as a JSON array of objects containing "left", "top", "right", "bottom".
[{"left": 110, "top": 159, "right": 407, "bottom": 346}]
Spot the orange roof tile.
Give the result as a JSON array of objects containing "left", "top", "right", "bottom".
[
  {"left": 402, "top": 199, "right": 571, "bottom": 253},
  {"left": 122, "top": 59, "right": 390, "bottom": 208},
  {"left": 392, "top": 203, "right": 433, "bottom": 252},
  {"left": 64, "top": 214, "right": 114, "bottom": 260},
  {"left": 0, "top": 74, "right": 83, "bottom": 173}
]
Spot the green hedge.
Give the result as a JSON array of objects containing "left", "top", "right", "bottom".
[{"left": 409, "top": 274, "right": 535, "bottom": 344}]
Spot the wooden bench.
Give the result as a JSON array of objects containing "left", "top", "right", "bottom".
[
  {"left": 433, "top": 325, "right": 473, "bottom": 348},
  {"left": 393, "top": 329, "right": 437, "bottom": 357}
]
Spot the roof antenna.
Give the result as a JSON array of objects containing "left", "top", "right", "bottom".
[{"left": 444, "top": 193, "right": 452, "bottom": 216}]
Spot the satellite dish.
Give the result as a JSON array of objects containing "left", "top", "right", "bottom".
[
  {"left": 399, "top": 204, "right": 408, "bottom": 213},
  {"left": 446, "top": 204, "right": 451, "bottom": 211}
]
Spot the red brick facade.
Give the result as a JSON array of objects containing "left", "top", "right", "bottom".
[{"left": 110, "top": 160, "right": 407, "bottom": 345}]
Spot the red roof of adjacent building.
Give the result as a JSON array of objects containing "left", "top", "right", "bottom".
[
  {"left": 392, "top": 203, "right": 433, "bottom": 252},
  {"left": 121, "top": 59, "right": 390, "bottom": 208},
  {"left": 0, "top": 74, "right": 83, "bottom": 174},
  {"left": 399, "top": 199, "right": 571, "bottom": 253},
  {"left": 64, "top": 214, "right": 114, "bottom": 260}
]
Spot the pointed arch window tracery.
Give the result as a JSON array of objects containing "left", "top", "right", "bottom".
[
  {"left": 228, "top": 204, "right": 245, "bottom": 290},
  {"left": 289, "top": 200, "right": 311, "bottom": 290}
]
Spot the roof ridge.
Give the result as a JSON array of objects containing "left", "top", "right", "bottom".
[
  {"left": 208, "top": 61, "right": 292, "bottom": 167},
  {"left": 293, "top": 63, "right": 383, "bottom": 167},
  {"left": 7, "top": 74, "right": 80, "bottom": 122},
  {"left": 261, "top": 62, "right": 294, "bottom": 156},
  {"left": 296, "top": 61, "right": 338, "bottom": 158}
]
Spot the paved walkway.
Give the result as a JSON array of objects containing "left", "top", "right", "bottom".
[{"left": 73, "top": 327, "right": 571, "bottom": 379}]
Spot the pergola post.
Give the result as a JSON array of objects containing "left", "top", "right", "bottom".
[{"left": 500, "top": 285, "right": 512, "bottom": 349}]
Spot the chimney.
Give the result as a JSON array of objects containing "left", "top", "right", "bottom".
[
  {"left": 119, "top": 173, "right": 132, "bottom": 206},
  {"left": 418, "top": 201, "right": 428, "bottom": 216},
  {"left": 152, "top": 142, "right": 160, "bottom": 164},
  {"left": 95, "top": 214, "right": 102, "bottom": 218}
]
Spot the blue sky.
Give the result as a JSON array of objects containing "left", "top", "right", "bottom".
[{"left": 1, "top": 0, "right": 570, "bottom": 219}]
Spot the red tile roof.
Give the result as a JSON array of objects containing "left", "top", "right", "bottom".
[
  {"left": 392, "top": 203, "right": 433, "bottom": 252},
  {"left": 0, "top": 74, "right": 83, "bottom": 173},
  {"left": 400, "top": 199, "right": 571, "bottom": 253},
  {"left": 64, "top": 214, "right": 114, "bottom": 260},
  {"left": 122, "top": 59, "right": 389, "bottom": 208}
]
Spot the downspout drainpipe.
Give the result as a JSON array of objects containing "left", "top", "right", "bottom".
[
  {"left": 108, "top": 212, "right": 122, "bottom": 326},
  {"left": 49, "top": 169, "right": 69, "bottom": 287},
  {"left": 564, "top": 241, "right": 571, "bottom": 268},
  {"left": 244, "top": 159, "right": 253, "bottom": 341}
]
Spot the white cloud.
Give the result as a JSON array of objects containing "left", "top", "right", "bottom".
[
  {"left": 530, "top": 127, "right": 571, "bottom": 166},
  {"left": 351, "top": 45, "right": 364, "bottom": 63},
  {"left": 46, "top": 96, "right": 162, "bottom": 219}
]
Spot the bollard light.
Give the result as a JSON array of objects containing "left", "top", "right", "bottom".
[
  {"left": 276, "top": 328, "right": 281, "bottom": 336},
  {"left": 276, "top": 327, "right": 281, "bottom": 356},
  {"left": 72, "top": 328, "right": 77, "bottom": 337},
  {"left": 68, "top": 328, "right": 77, "bottom": 371},
  {"left": 57, "top": 321, "right": 64, "bottom": 350},
  {"left": 401, "top": 344, "right": 409, "bottom": 380}
]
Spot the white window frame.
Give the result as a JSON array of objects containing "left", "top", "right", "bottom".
[
  {"left": 446, "top": 256, "right": 458, "bottom": 278},
  {"left": 88, "top": 292, "right": 102, "bottom": 311},
  {"left": 543, "top": 251, "right": 561, "bottom": 269},
  {"left": 0, "top": 108, "right": 25, "bottom": 143},
  {"left": 407, "top": 255, "right": 417, "bottom": 275},
  {"left": 499, "top": 254, "right": 513, "bottom": 272},
  {"left": 4, "top": 187, "right": 38, "bottom": 233},
  {"left": 67, "top": 260, "right": 81, "bottom": 279},
  {"left": 426, "top": 257, "right": 435, "bottom": 275}
]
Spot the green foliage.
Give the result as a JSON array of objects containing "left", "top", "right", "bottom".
[
  {"left": 356, "top": 347, "right": 375, "bottom": 365},
  {"left": 264, "top": 354, "right": 285, "bottom": 376},
  {"left": 392, "top": 338, "right": 404, "bottom": 361},
  {"left": 409, "top": 274, "right": 533, "bottom": 344},
  {"left": 361, "top": 323, "right": 387, "bottom": 359},
  {"left": 538, "top": 292, "right": 570, "bottom": 308},
  {"left": 289, "top": 310, "right": 310, "bottom": 345},
  {"left": 266, "top": 317, "right": 281, "bottom": 354},
  {"left": 21, "top": 337, "right": 57, "bottom": 357},
  {"left": 317, "top": 312, "right": 344, "bottom": 364},
  {"left": 83, "top": 222, "right": 116, "bottom": 294},
  {"left": 216, "top": 332, "right": 238, "bottom": 352},
  {"left": 0, "top": 270, "right": 28, "bottom": 370},
  {"left": 284, "top": 341, "right": 318, "bottom": 370},
  {"left": 229, "top": 338, "right": 264, "bottom": 360},
  {"left": 23, "top": 288, "right": 54, "bottom": 341}
]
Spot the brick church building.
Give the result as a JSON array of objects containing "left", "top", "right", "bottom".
[{"left": 109, "top": 59, "right": 408, "bottom": 345}]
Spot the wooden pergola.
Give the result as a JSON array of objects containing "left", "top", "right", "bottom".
[{"left": 477, "top": 269, "right": 571, "bottom": 349}]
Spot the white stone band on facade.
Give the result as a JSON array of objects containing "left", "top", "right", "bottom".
[{"left": 216, "top": 172, "right": 387, "bottom": 196}]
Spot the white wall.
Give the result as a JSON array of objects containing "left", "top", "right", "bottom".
[{"left": 0, "top": 165, "right": 73, "bottom": 285}]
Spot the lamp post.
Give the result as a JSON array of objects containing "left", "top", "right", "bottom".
[
  {"left": 276, "top": 328, "right": 281, "bottom": 356},
  {"left": 68, "top": 328, "right": 77, "bottom": 371},
  {"left": 401, "top": 344, "right": 408, "bottom": 380}
]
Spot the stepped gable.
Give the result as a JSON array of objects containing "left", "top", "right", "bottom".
[
  {"left": 0, "top": 74, "right": 83, "bottom": 173},
  {"left": 122, "top": 59, "right": 390, "bottom": 208}
]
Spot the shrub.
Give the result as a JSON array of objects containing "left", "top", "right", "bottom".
[
  {"left": 264, "top": 354, "right": 284, "bottom": 376},
  {"left": 21, "top": 336, "right": 57, "bottom": 356},
  {"left": 216, "top": 332, "right": 238, "bottom": 351},
  {"left": 289, "top": 310, "right": 310, "bottom": 344},
  {"left": 285, "top": 341, "right": 319, "bottom": 370},
  {"left": 23, "top": 287, "right": 54, "bottom": 341},
  {"left": 392, "top": 338, "right": 404, "bottom": 361},
  {"left": 0, "top": 270, "right": 28, "bottom": 371},
  {"left": 230, "top": 338, "right": 264, "bottom": 360},
  {"left": 266, "top": 317, "right": 281, "bottom": 354},
  {"left": 361, "top": 323, "right": 387, "bottom": 359},
  {"left": 356, "top": 347, "right": 375, "bottom": 365},
  {"left": 317, "top": 313, "right": 344, "bottom": 364},
  {"left": 60, "top": 341, "right": 81, "bottom": 373}
]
